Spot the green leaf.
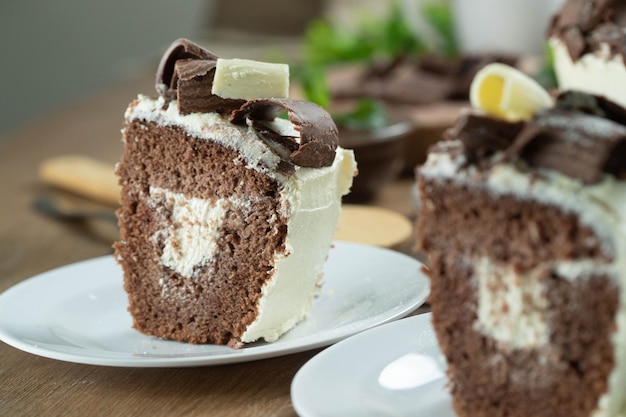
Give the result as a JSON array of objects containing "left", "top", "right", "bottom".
[
  {"left": 422, "top": 1, "right": 458, "bottom": 57},
  {"left": 534, "top": 42, "right": 558, "bottom": 89},
  {"left": 333, "top": 99, "right": 388, "bottom": 130},
  {"left": 383, "top": 0, "right": 428, "bottom": 56},
  {"left": 296, "top": 0, "right": 457, "bottom": 128},
  {"left": 299, "top": 65, "right": 331, "bottom": 108},
  {"left": 304, "top": 20, "right": 376, "bottom": 66}
]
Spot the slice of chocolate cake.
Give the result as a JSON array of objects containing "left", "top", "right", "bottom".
[
  {"left": 415, "top": 64, "right": 626, "bottom": 417},
  {"left": 114, "top": 39, "right": 356, "bottom": 347}
]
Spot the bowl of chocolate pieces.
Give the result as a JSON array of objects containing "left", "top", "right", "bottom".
[{"left": 332, "top": 99, "right": 416, "bottom": 203}]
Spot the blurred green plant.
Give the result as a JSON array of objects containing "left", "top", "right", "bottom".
[
  {"left": 303, "top": 2, "right": 428, "bottom": 67},
  {"left": 421, "top": 2, "right": 457, "bottom": 58},
  {"left": 334, "top": 98, "right": 389, "bottom": 131},
  {"left": 534, "top": 43, "right": 558, "bottom": 89},
  {"left": 293, "top": 0, "right": 456, "bottom": 129}
]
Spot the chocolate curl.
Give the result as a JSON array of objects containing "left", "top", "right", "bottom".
[
  {"left": 506, "top": 109, "right": 626, "bottom": 183},
  {"left": 231, "top": 98, "right": 338, "bottom": 168},
  {"left": 155, "top": 38, "right": 218, "bottom": 99},
  {"left": 588, "top": 23, "right": 626, "bottom": 56},
  {"left": 449, "top": 112, "right": 524, "bottom": 164},
  {"left": 554, "top": 0, "right": 609, "bottom": 33},
  {"left": 550, "top": 0, "right": 621, "bottom": 61},
  {"left": 555, "top": 90, "right": 626, "bottom": 125},
  {"left": 155, "top": 38, "right": 245, "bottom": 115},
  {"left": 174, "top": 59, "right": 245, "bottom": 115},
  {"left": 561, "top": 27, "right": 586, "bottom": 61},
  {"left": 448, "top": 91, "right": 626, "bottom": 182}
]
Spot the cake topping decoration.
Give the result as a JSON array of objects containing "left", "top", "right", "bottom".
[
  {"left": 470, "top": 63, "right": 553, "bottom": 122},
  {"left": 156, "top": 38, "right": 218, "bottom": 99},
  {"left": 174, "top": 59, "right": 246, "bottom": 115},
  {"left": 212, "top": 58, "right": 289, "bottom": 100},
  {"left": 506, "top": 105, "right": 626, "bottom": 183},
  {"left": 447, "top": 113, "right": 524, "bottom": 164},
  {"left": 156, "top": 38, "right": 244, "bottom": 115},
  {"left": 451, "top": 87, "right": 626, "bottom": 183},
  {"left": 231, "top": 98, "right": 339, "bottom": 168},
  {"left": 550, "top": 0, "right": 626, "bottom": 61},
  {"left": 154, "top": 39, "right": 338, "bottom": 169}
]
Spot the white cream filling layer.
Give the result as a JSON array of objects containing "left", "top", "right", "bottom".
[
  {"left": 420, "top": 143, "right": 626, "bottom": 416},
  {"left": 474, "top": 257, "right": 550, "bottom": 349},
  {"left": 127, "top": 96, "right": 357, "bottom": 344},
  {"left": 149, "top": 188, "right": 234, "bottom": 278},
  {"left": 551, "top": 38, "right": 626, "bottom": 109}
]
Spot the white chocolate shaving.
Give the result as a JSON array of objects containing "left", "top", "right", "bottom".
[
  {"left": 212, "top": 58, "right": 289, "bottom": 100},
  {"left": 470, "top": 63, "right": 553, "bottom": 121}
]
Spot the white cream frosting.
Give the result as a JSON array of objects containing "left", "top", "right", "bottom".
[
  {"left": 420, "top": 142, "right": 626, "bottom": 416},
  {"left": 474, "top": 256, "right": 550, "bottom": 349},
  {"left": 241, "top": 147, "right": 356, "bottom": 343},
  {"left": 149, "top": 188, "right": 234, "bottom": 278},
  {"left": 551, "top": 38, "right": 626, "bottom": 109},
  {"left": 126, "top": 96, "right": 356, "bottom": 344}
]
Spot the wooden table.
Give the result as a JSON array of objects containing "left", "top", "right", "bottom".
[{"left": 0, "top": 48, "right": 426, "bottom": 417}]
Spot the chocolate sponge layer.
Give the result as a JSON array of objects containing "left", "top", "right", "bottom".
[
  {"left": 114, "top": 120, "right": 288, "bottom": 346},
  {"left": 416, "top": 177, "right": 618, "bottom": 417}
]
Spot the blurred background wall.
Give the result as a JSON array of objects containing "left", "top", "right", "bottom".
[
  {"left": 0, "top": 0, "right": 563, "bottom": 139},
  {"left": 0, "top": 0, "right": 212, "bottom": 138},
  {"left": 0, "top": 0, "right": 327, "bottom": 139}
]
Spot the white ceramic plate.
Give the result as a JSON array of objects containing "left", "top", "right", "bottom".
[
  {"left": 0, "top": 242, "right": 428, "bottom": 367},
  {"left": 291, "top": 313, "right": 455, "bottom": 417}
]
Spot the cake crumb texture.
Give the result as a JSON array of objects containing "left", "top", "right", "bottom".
[{"left": 417, "top": 178, "right": 618, "bottom": 417}]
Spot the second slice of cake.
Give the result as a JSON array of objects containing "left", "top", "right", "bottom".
[{"left": 416, "top": 63, "right": 626, "bottom": 417}]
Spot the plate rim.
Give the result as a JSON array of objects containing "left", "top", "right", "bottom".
[
  {"left": 291, "top": 312, "right": 450, "bottom": 417},
  {"left": 0, "top": 241, "right": 429, "bottom": 367}
]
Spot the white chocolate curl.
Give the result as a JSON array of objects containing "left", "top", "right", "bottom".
[
  {"left": 212, "top": 58, "right": 289, "bottom": 100},
  {"left": 470, "top": 63, "right": 553, "bottom": 121}
]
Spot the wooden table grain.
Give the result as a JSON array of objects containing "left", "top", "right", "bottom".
[{"left": 0, "top": 53, "right": 426, "bottom": 417}]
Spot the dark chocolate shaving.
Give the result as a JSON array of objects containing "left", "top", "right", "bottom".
[
  {"left": 247, "top": 119, "right": 298, "bottom": 174},
  {"left": 555, "top": 90, "right": 608, "bottom": 116},
  {"left": 175, "top": 59, "right": 215, "bottom": 115},
  {"left": 562, "top": 27, "right": 586, "bottom": 60},
  {"left": 153, "top": 39, "right": 339, "bottom": 170},
  {"left": 588, "top": 23, "right": 626, "bottom": 56},
  {"left": 555, "top": 91, "right": 626, "bottom": 125},
  {"left": 450, "top": 113, "right": 524, "bottom": 164},
  {"left": 556, "top": 0, "right": 610, "bottom": 33},
  {"left": 156, "top": 38, "right": 218, "bottom": 99},
  {"left": 276, "top": 160, "right": 297, "bottom": 175},
  {"left": 155, "top": 39, "right": 245, "bottom": 115},
  {"left": 250, "top": 120, "right": 300, "bottom": 153},
  {"left": 448, "top": 91, "right": 626, "bottom": 183},
  {"left": 231, "top": 98, "right": 338, "bottom": 168},
  {"left": 175, "top": 59, "right": 245, "bottom": 115},
  {"left": 505, "top": 109, "right": 626, "bottom": 182},
  {"left": 175, "top": 59, "right": 214, "bottom": 82},
  {"left": 550, "top": 0, "right": 626, "bottom": 61}
]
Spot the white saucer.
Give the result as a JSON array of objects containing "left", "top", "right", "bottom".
[
  {"left": 291, "top": 313, "right": 455, "bottom": 417},
  {"left": 0, "top": 242, "right": 429, "bottom": 367}
]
